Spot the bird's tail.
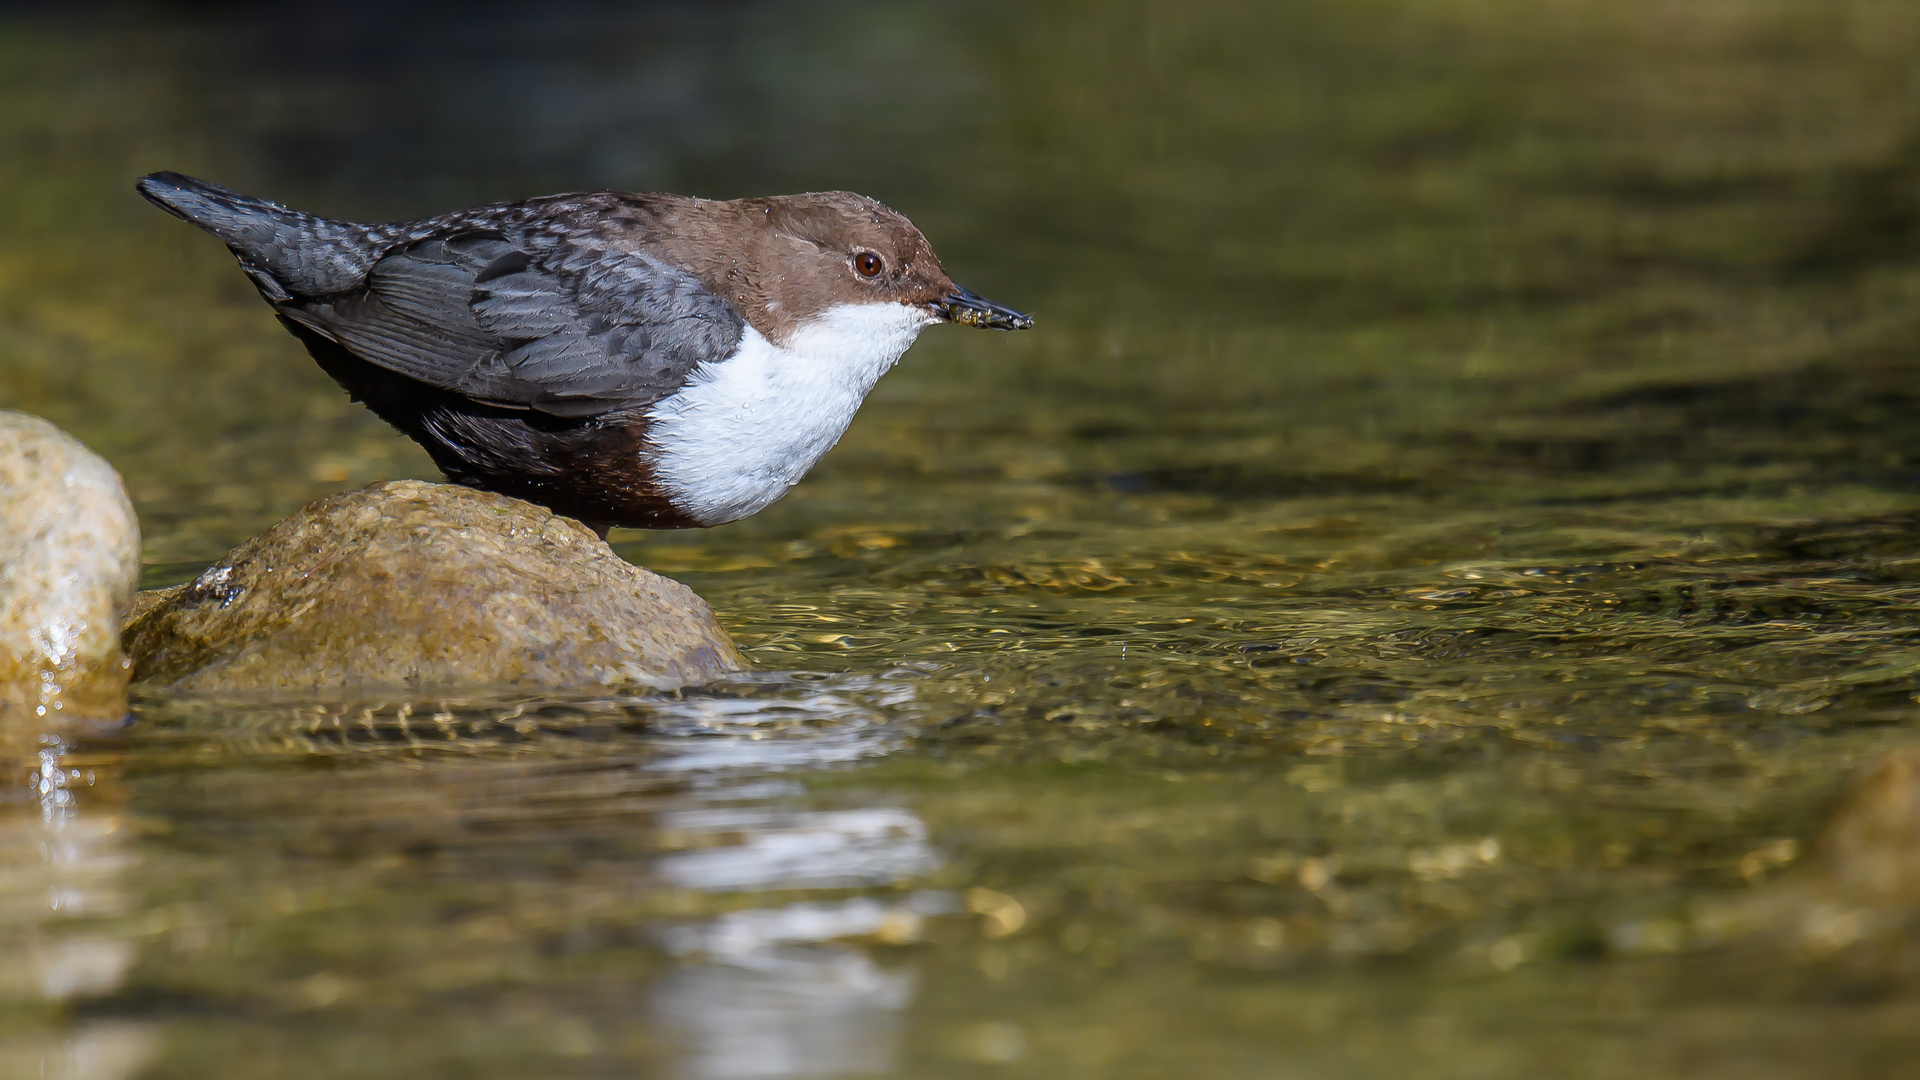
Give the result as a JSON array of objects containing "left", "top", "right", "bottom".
[
  {"left": 136, "top": 171, "right": 387, "bottom": 298},
  {"left": 136, "top": 171, "right": 298, "bottom": 243}
]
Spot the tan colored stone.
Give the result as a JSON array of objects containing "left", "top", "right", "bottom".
[
  {"left": 1813, "top": 746, "right": 1920, "bottom": 896},
  {"left": 1679, "top": 746, "right": 1920, "bottom": 960},
  {"left": 124, "top": 480, "right": 742, "bottom": 696},
  {"left": 0, "top": 411, "right": 140, "bottom": 736}
]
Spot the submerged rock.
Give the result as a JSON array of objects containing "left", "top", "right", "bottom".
[
  {"left": 0, "top": 411, "right": 141, "bottom": 730},
  {"left": 125, "top": 480, "right": 742, "bottom": 696},
  {"left": 1670, "top": 746, "right": 1920, "bottom": 959},
  {"left": 1812, "top": 747, "right": 1920, "bottom": 897}
]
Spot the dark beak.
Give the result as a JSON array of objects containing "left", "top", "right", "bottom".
[{"left": 934, "top": 285, "right": 1034, "bottom": 331}]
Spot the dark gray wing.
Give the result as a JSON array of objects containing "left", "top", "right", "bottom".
[{"left": 279, "top": 229, "right": 743, "bottom": 418}]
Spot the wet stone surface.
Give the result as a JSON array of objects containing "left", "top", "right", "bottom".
[
  {"left": 125, "top": 481, "right": 742, "bottom": 697},
  {"left": 0, "top": 411, "right": 139, "bottom": 738}
]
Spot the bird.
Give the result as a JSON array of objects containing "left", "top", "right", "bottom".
[{"left": 136, "top": 171, "right": 1032, "bottom": 538}]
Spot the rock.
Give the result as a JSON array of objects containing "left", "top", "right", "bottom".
[
  {"left": 124, "top": 480, "right": 743, "bottom": 696},
  {"left": 1812, "top": 746, "right": 1920, "bottom": 896},
  {"left": 0, "top": 411, "right": 141, "bottom": 730},
  {"left": 1673, "top": 746, "right": 1920, "bottom": 960}
]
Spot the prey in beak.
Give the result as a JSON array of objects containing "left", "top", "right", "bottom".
[{"left": 934, "top": 286, "right": 1034, "bottom": 331}]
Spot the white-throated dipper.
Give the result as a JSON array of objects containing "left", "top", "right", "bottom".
[{"left": 136, "top": 172, "right": 1032, "bottom": 537}]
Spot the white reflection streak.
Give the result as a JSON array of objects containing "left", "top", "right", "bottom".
[
  {"left": 653, "top": 893, "right": 954, "bottom": 1079},
  {"left": 641, "top": 672, "right": 921, "bottom": 774},
  {"left": 0, "top": 734, "right": 156, "bottom": 1080},
  {"left": 656, "top": 808, "right": 938, "bottom": 893},
  {"left": 640, "top": 672, "right": 940, "bottom": 1078},
  {"left": 653, "top": 945, "right": 913, "bottom": 1080},
  {"left": 36, "top": 733, "right": 75, "bottom": 826}
]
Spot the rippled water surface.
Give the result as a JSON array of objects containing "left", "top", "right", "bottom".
[{"left": 5, "top": 1, "right": 1920, "bottom": 1076}]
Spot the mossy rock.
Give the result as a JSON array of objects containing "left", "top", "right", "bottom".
[{"left": 125, "top": 480, "right": 742, "bottom": 696}]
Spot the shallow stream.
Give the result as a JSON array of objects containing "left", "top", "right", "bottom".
[{"left": 5, "top": 2, "right": 1920, "bottom": 1076}]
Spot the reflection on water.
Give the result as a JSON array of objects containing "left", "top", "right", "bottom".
[
  {"left": 644, "top": 671, "right": 924, "bottom": 774},
  {"left": 655, "top": 949, "right": 914, "bottom": 1079},
  {"left": 0, "top": 737, "right": 155, "bottom": 1080},
  {"left": 655, "top": 808, "right": 938, "bottom": 892},
  {"left": 656, "top": 812, "right": 948, "bottom": 1078},
  {"left": 116, "top": 673, "right": 946, "bottom": 1079},
  {"left": 7, "top": 0, "right": 1920, "bottom": 1076},
  {"left": 652, "top": 692, "right": 941, "bottom": 1078},
  {"left": 645, "top": 683, "right": 943, "bottom": 1079}
]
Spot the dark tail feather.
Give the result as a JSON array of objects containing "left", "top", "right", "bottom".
[
  {"left": 136, "top": 171, "right": 387, "bottom": 298},
  {"left": 136, "top": 171, "right": 307, "bottom": 248}
]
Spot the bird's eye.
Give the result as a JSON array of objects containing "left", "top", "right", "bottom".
[{"left": 854, "top": 252, "right": 884, "bottom": 278}]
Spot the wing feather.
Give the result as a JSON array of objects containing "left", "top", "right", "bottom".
[{"left": 280, "top": 219, "right": 743, "bottom": 417}]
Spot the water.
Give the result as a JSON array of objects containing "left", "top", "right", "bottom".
[{"left": 4, "top": 1, "right": 1920, "bottom": 1076}]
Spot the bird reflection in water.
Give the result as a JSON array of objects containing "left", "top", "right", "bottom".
[
  {"left": 0, "top": 668, "right": 943, "bottom": 1077},
  {"left": 641, "top": 674, "right": 946, "bottom": 1078}
]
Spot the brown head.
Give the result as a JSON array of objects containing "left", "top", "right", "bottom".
[{"left": 643, "top": 191, "right": 1032, "bottom": 344}]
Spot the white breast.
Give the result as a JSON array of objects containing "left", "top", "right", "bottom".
[{"left": 645, "top": 301, "right": 934, "bottom": 525}]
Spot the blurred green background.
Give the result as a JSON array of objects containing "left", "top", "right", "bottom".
[{"left": 4, "top": 1, "right": 1920, "bottom": 1077}]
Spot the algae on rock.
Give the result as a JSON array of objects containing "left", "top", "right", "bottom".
[{"left": 125, "top": 480, "right": 742, "bottom": 696}]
